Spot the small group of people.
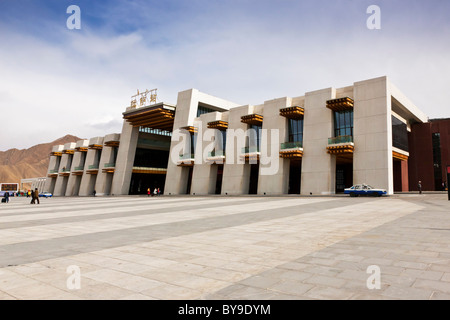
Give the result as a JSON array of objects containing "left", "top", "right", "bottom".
[
  {"left": 2, "top": 188, "right": 40, "bottom": 204},
  {"left": 147, "top": 187, "right": 161, "bottom": 197},
  {"left": 30, "top": 188, "right": 40, "bottom": 204},
  {"left": 418, "top": 180, "right": 448, "bottom": 194}
]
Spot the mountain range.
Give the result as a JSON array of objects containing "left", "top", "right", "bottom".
[{"left": 0, "top": 135, "right": 82, "bottom": 185}]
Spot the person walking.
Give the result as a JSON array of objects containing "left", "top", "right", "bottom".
[
  {"left": 153, "top": 187, "right": 157, "bottom": 197},
  {"left": 30, "top": 189, "right": 35, "bottom": 204},
  {"left": 157, "top": 188, "right": 161, "bottom": 196},
  {"left": 147, "top": 188, "right": 151, "bottom": 197},
  {"left": 418, "top": 181, "right": 422, "bottom": 194},
  {"left": 4, "top": 192, "right": 9, "bottom": 203},
  {"left": 31, "top": 188, "right": 40, "bottom": 204}
]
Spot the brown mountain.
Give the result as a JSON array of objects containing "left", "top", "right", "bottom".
[{"left": 0, "top": 135, "right": 82, "bottom": 184}]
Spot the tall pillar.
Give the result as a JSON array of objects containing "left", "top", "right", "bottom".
[
  {"left": 111, "top": 121, "right": 139, "bottom": 195},
  {"left": 44, "top": 145, "right": 64, "bottom": 193},
  {"left": 258, "top": 97, "right": 290, "bottom": 195},
  {"left": 221, "top": 105, "right": 254, "bottom": 195},
  {"left": 191, "top": 113, "right": 224, "bottom": 195},
  {"left": 54, "top": 143, "right": 76, "bottom": 196},
  {"left": 301, "top": 88, "right": 336, "bottom": 195},
  {"left": 96, "top": 133, "right": 120, "bottom": 196},
  {"left": 79, "top": 137, "right": 104, "bottom": 196},
  {"left": 353, "top": 76, "right": 393, "bottom": 194},
  {"left": 66, "top": 139, "right": 89, "bottom": 196},
  {"left": 401, "top": 160, "right": 409, "bottom": 191}
]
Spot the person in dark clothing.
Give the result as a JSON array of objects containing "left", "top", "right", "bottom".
[
  {"left": 4, "top": 192, "right": 9, "bottom": 203},
  {"left": 31, "top": 188, "right": 40, "bottom": 204},
  {"left": 418, "top": 181, "right": 422, "bottom": 194}
]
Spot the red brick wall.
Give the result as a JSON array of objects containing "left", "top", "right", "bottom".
[{"left": 408, "top": 119, "right": 450, "bottom": 191}]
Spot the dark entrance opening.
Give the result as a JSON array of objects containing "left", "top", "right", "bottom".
[
  {"left": 393, "top": 159, "right": 409, "bottom": 192},
  {"left": 129, "top": 147, "right": 169, "bottom": 195},
  {"left": 186, "top": 166, "right": 193, "bottom": 195},
  {"left": 249, "top": 163, "right": 259, "bottom": 194},
  {"left": 336, "top": 163, "right": 353, "bottom": 193},
  {"left": 215, "top": 164, "right": 223, "bottom": 195},
  {"left": 129, "top": 173, "right": 166, "bottom": 195},
  {"left": 288, "top": 159, "right": 302, "bottom": 194}
]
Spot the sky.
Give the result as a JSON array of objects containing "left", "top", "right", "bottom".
[{"left": 1, "top": 0, "right": 450, "bottom": 151}]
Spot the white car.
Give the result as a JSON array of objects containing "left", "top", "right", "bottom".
[
  {"left": 344, "top": 184, "right": 387, "bottom": 197},
  {"left": 39, "top": 192, "right": 53, "bottom": 198}
]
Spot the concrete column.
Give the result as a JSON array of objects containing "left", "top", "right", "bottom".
[
  {"left": 221, "top": 105, "right": 253, "bottom": 195},
  {"left": 111, "top": 121, "right": 139, "bottom": 195},
  {"left": 301, "top": 88, "right": 336, "bottom": 195},
  {"left": 353, "top": 76, "right": 393, "bottom": 194},
  {"left": 79, "top": 137, "right": 104, "bottom": 196},
  {"left": 54, "top": 143, "right": 76, "bottom": 196},
  {"left": 165, "top": 90, "right": 196, "bottom": 195},
  {"left": 258, "top": 97, "right": 290, "bottom": 195},
  {"left": 95, "top": 146, "right": 114, "bottom": 196},
  {"left": 191, "top": 112, "right": 224, "bottom": 195},
  {"left": 44, "top": 145, "right": 64, "bottom": 193},
  {"left": 66, "top": 139, "right": 89, "bottom": 196},
  {"left": 401, "top": 160, "right": 409, "bottom": 191}
]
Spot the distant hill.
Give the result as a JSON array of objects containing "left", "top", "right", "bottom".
[{"left": 0, "top": 135, "right": 82, "bottom": 184}]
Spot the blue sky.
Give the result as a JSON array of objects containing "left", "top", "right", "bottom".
[{"left": 1, "top": 0, "right": 450, "bottom": 150}]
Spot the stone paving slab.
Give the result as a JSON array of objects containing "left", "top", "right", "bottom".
[{"left": 0, "top": 194, "right": 449, "bottom": 300}]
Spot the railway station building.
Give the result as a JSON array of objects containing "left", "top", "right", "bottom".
[{"left": 44, "top": 76, "right": 449, "bottom": 196}]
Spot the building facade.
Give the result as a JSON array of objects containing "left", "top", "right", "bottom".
[{"left": 44, "top": 76, "right": 448, "bottom": 196}]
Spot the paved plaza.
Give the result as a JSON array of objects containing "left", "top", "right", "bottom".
[{"left": 0, "top": 194, "right": 449, "bottom": 300}]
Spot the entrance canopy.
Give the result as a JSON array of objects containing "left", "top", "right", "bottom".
[{"left": 123, "top": 102, "right": 176, "bottom": 132}]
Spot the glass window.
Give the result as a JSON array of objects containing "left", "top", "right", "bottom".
[
  {"left": 334, "top": 110, "right": 353, "bottom": 137},
  {"left": 391, "top": 116, "right": 408, "bottom": 151},
  {"left": 221, "top": 130, "right": 227, "bottom": 151},
  {"left": 139, "top": 127, "right": 172, "bottom": 136},
  {"left": 288, "top": 118, "right": 303, "bottom": 143},
  {"left": 246, "top": 124, "right": 262, "bottom": 150},
  {"left": 432, "top": 132, "right": 442, "bottom": 190},
  {"left": 197, "top": 105, "right": 215, "bottom": 117}
]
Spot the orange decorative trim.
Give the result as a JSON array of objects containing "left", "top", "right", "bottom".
[
  {"left": 279, "top": 150, "right": 303, "bottom": 159},
  {"left": 50, "top": 152, "right": 62, "bottom": 156},
  {"left": 180, "top": 126, "right": 198, "bottom": 134},
  {"left": 88, "top": 144, "right": 103, "bottom": 150},
  {"left": 326, "top": 97, "right": 354, "bottom": 112},
  {"left": 241, "top": 114, "right": 263, "bottom": 125},
  {"left": 280, "top": 106, "right": 304, "bottom": 119},
  {"left": 104, "top": 141, "right": 120, "bottom": 147},
  {"left": 393, "top": 151, "right": 408, "bottom": 161},
  {"left": 207, "top": 120, "right": 228, "bottom": 130},
  {"left": 326, "top": 145, "right": 354, "bottom": 154}
]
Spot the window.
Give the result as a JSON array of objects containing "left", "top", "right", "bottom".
[
  {"left": 432, "top": 132, "right": 442, "bottom": 190},
  {"left": 248, "top": 124, "right": 262, "bottom": 149},
  {"left": 190, "top": 132, "right": 197, "bottom": 155},
  {"left": 220, "top": 130, "right": 227, "bottom": 151},
  {"left": 139, "top": 127, "right": 172, "bottom": 136},
  {"left": 334, "top": 110, "right": 353, "bottom": 137},
  {"left": 197, "top": 105, "right": 215, "bottom": 117},
  {"left": 288, "top": 118, "right": 303, "bottom": 143},
  {"left": 392, "top": 116, "right": 408, "bottom": 151}
]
